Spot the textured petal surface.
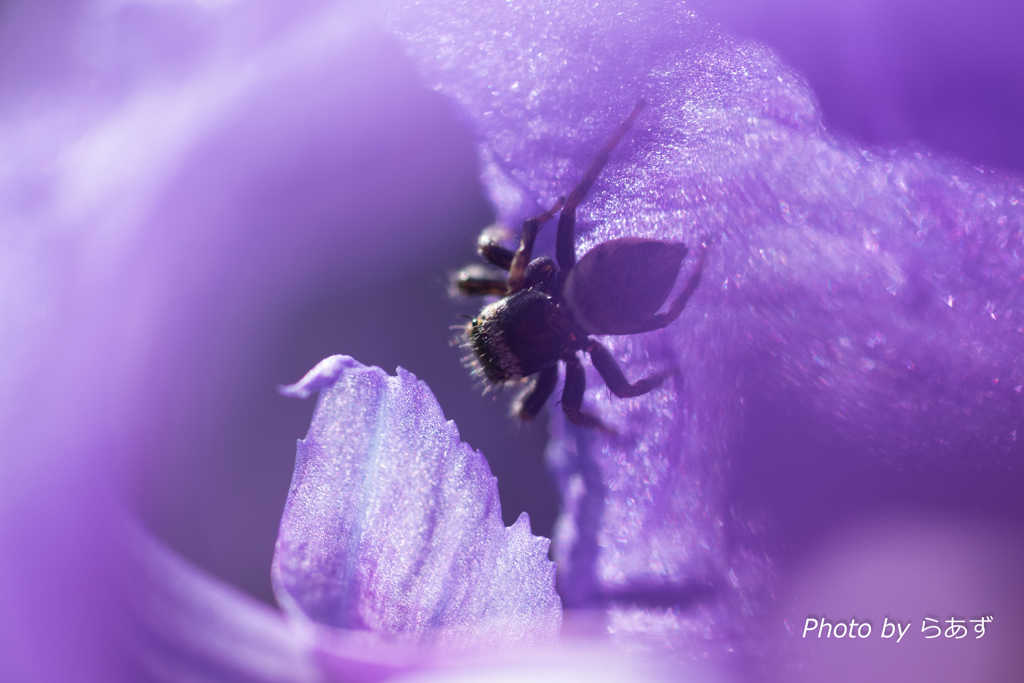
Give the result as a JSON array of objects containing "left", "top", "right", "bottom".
[
  {"left": 274, "top": 356, "right": 562, "bottom": 650},
  {"left": 384, "top": 0, "right": 1024, "bottom": 662}
]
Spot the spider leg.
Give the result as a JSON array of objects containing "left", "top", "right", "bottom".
[
  {"left": 512, "top": 365, "right": 559, "bottom": 420},
  {"left": 587, "top": 340, "right": 667, "bottom": 398},
  {"left": 508, "top": 198, "right": 564, "bottom": 292},
  {"left": 561, "top": 353, "right": 607, "bottom": 430},
  {"left": 556, "top": 99, "right": 646, "bottom": 271},
  {"left": 476, "top": 226, "right": 516, "bottom": 271},
  {"left": 453, "top": 264, "right": 508, "bottom": 296},
  {"left": 630, "top": 244, "right": 706, "bottom": 333}
]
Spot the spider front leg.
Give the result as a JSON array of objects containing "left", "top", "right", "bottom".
[
  {"left": 556, "top": 99, "right": 646, "bottom": 271},
  {"left": 476, "top": 226, "right": 516, "bottom": 271},
  {"left": 453, "top": 264, "right": 509, "bottom": 296},
  {"left": 587, "top": 340, "right": 667, "bottom": 398},
  {"left": 507, "top": 198, "right": 564, "bottom": 292},
  {"left": 455, "top": 215, "right": 562, "bottom": 296},
  {"left": 512, "top": 365, "right": 559, "bottom": 420}
]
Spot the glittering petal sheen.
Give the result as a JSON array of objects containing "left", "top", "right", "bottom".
[{"left": 274, "top": 357, "right": 561, "bottom": 649}]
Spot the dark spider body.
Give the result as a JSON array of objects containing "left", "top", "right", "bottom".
[{"left": 454, "top": 100, "right": 705, "bottom": 429}]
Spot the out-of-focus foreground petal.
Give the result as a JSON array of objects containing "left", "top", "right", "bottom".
[
  {"left": 384, "top": 0, "right": 1024, "bottom": 667},
  {"left": 126, "top": 502, "right": 678, "bottom": 683},
  {"left": 123, "top": 515, "right": 321, "bottom": 683},
  {"left": 275, "top": 356, "right": 561, "bottom": 658},
  {"left": 0, "top": 0, "right": 485, "bottom": 679}
]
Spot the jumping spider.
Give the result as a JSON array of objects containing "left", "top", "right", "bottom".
[{"left": 454, "top": 100, "right": 705, "bottom": 429}]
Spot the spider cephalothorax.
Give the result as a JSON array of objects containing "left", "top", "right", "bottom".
[{"left": 454, "top": 100, "right": 705, "bottom": 429}]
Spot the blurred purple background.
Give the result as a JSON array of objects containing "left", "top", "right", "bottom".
[
  {"left": 2, "top": 0, "right": 1023, "bottom": 680},
  {"left": 699, "top": 0, "right": 1024, "bottom": 173}
]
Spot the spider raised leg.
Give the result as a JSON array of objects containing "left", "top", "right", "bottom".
[
  {"left": 556, "top": 99, "right": 646, "bottom": 271},
  {"left": 453, "top": 99, "right": 706, "bottom": 428}
]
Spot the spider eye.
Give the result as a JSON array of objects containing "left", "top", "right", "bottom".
[{"left": 471, "top": 318, "right": 478, "bottom": 327}]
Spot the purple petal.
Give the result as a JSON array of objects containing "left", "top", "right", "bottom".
[
  {"left": 274, "top": 356, "right": 561, "bottom": 650},
  {"left": 384, "top": 0, "right": 1024, "bottom": 662},
  {"left": 0, "top": 1, "right": 489, "bottom": 679},
  {"left": 278, "top": 356, "right": 377, "bottom": 399}
]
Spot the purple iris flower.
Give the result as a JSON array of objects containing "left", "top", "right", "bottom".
[{"left": 1, "top": 0, "right": 1022, "bottom": 681}]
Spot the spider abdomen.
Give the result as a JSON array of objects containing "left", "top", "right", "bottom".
[{"left": 563, "top": 238, "right": 688, "bottom": 335}]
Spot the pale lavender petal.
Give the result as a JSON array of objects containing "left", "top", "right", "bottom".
[
  {"left": 274, "top": 356, "right": 561, "bottom": 650},
  {"left": 384, "top": 0, "right": 1024, "bottom": 663},
  {"left": 0, "top": 1, "right": 485, "bottom": 679}
]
